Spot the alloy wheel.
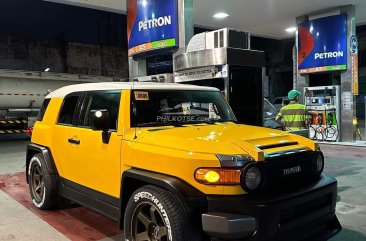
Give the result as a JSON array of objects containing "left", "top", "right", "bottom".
[
  {"left": 31, "top": 163, "right": 45, "bottom": 203},
  {"left": 132, "top": 202, "right": 169, "bottom": 241}
]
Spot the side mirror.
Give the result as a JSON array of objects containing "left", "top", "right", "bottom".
[{"left": 90, "top": 110, "right": 111, "bottom": 144}]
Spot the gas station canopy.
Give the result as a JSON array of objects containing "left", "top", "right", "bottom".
[{"left": 45, "top": 0, "right": 366, "bottom": 38}]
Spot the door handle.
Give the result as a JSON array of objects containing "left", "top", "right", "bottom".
[{"left": 68, "top": 138, "right": 80, "bottom": 145}]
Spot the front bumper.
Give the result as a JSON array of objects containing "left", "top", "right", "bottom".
[{"left": 202, "top": 174, "right": 341, "bottom": 241}]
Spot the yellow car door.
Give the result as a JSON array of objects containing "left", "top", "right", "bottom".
[{"left": 65, "top": 90, "right": 122, "bottom": 198}]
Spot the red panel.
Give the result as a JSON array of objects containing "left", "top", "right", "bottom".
[
  {"left": 298, "top": 25, "right": 315, "bottom": 66},
  {"left": 127, "top": 0, "right": 138, "bottom": 42}
]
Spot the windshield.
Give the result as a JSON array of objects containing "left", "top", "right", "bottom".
[{"left": 131, "top": 90, "right": 236, "bottom": 127}]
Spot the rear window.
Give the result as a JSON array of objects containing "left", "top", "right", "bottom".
[
  {"left": 58, "top": 94, "right": 81, "bottom": 125},
  {"left": 37, "top": 99, "right": 51, "bottom": 121}
]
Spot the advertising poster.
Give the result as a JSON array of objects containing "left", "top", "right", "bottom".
[
  {"left": 298, "top": 14, "right": 347, "bottom": 74},
  {"left": 351, "top": 54, "right": 359, "bottom": 95},
  {"left": 127, "top": 0, "right": 178, "bottom": 56},
  {"left": 350, "top": 35, "right": 359, "bottom": 95},
  {"left": 174, "top": 65, "right": 228, "bottom": 83}
]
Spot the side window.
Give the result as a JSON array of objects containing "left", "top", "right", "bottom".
[
  {"left": 37, "top": 98, "right": 51, "bottom": 121},
  {"left": 79, "top": 91, "right": 121, "bottom": 131},
  {"left": 58, "top": 94, "right": 81, "bottom": 125}
]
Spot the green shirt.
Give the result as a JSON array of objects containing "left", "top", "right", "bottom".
[{"left": 277, "top": 103, "right": 308, "bottom": 131}]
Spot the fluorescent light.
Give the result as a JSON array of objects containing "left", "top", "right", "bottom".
[
  {"left": 213, "top": 12, "right": 229, "bottom": 19},
  {"left": 285, "top": 27, "right": 297, "bottom": 33},
  {"left": 44, "top": 68, "right": 50, "bottom": 72},
  {"left": 141, "top": 0, "right": 147, "bottom": 7}
]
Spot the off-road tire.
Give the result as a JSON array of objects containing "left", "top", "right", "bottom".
[
  {"left": 28, "top": 153, "right": 58, "bottom": 210},
  {"left": 124, "top": 185, "right": 201, "bottom": 241}
]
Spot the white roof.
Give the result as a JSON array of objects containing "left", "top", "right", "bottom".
[{"left": 46, "top": 82, "right": 219, "bottom": 98}]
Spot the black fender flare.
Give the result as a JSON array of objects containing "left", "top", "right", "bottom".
[
  {"left": 26, "top": 143, "right": 58, "bottom": 182},
  {"left": 119, "top": 168, "right": 207, "bottom": 226}
]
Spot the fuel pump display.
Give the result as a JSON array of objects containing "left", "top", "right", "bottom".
[{"left": 304, "top": 86, "right": 341, "bottom": 142}]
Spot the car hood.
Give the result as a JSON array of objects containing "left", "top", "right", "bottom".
[{"left": 132, "top": 123, "right": 317, "bottom": 160}]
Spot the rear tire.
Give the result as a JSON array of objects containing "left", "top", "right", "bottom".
[
  {"left": 28, "top": 153, "right": 58, "bottom": 210},
  {"left": 124, "top": 185, "right": 201, "bottom": 241}
]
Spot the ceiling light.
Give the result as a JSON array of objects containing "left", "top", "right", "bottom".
[
  {"left": 44, "top": 68, "right": 50, "bottom": 72},
  {"left": 285, "top": 27, "right": 297, "bottom": 33},
  {"left": 141, "top": 0, "right": 147, "bottom": 7},
  {"left": 213, "top": 12, "right": 229, "bottom": 19}
]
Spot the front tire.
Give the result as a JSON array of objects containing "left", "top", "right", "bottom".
[
  {"left": 124, "top": 185, "right": 201, "bottom": 241},
  {"left": 28, "top": 153, "right": 58, "bottom": 210}
]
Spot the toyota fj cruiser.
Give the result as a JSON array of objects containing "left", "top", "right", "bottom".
[{"left": 26, "top": 82, "right": 341, "bottom": 241}]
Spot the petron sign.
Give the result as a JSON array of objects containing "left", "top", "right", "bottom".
[
  {"left": 298, "top": 14, "right": 347, "bottom": 74},
  {"left": 127, "top": 0, "right": 179, "bottom": 56}
]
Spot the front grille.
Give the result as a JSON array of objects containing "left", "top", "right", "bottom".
[
  {"left": 280, "top": 194, "right": 331, "bottom": 224},
  {"left": 262, "top": 151, "right": 319, "bottom": 189}
]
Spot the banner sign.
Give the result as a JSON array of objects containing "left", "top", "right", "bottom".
[
  {"left": 127, "top": 0, "right": 178, "bottom": 56},
  {"left": 298, "top": 14, "right": 347, "bottom": 74},
  {"left": 351, "top": 54, "right": 359, "bottom": 95},
  {"left": 174, "top": 65, "right": 228, "bottom": 83}
]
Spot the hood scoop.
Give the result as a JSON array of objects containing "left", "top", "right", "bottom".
[
  {"left": 232, "top": 136, "right": 301, "bottom": 161},
  {"left": 256, "top": 141, "right": 299, "bottom": 150}
]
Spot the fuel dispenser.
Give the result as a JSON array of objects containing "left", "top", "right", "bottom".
[
  {"left": 304, "top": 86, "right": 341, "bottom": 141},
  {"left": 173, "top": 28, "right": 265, "bottom": 126}
]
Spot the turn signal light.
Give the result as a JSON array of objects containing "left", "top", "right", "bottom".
[{"left": 195, "top": 168, "right": 241, "bottom": 185}]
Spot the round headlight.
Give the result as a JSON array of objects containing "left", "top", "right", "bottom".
[
  {"left": 316, "top": 153, "right": 324, "bottom": 173},
  {"left": 241, "top": 164, "right": 262, "bottom": 192}
]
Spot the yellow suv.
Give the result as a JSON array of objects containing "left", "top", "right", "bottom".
[{"left": 26, "top": 82, "right": 341, "bottom": 241}]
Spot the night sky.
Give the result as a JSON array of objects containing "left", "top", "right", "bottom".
[{"left": 0, "top": 0, "right": 127, "bottom": 48}]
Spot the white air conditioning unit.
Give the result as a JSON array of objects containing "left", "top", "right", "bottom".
[{"left": 186, "top": 28, "right": 249, "bottom": 53}]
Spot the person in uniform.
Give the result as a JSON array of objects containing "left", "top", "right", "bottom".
[{"left": 275, "top": 90, "right": 309, "bottom": 131}]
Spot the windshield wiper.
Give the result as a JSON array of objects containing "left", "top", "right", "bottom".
[
  {"left": 224, "top": 120, "right": 240, "bottom": 124},
  {"left": 200, "top": 119, "right": 239, "bottom": 124},
  {"left": 137, "top": 119, "right": 239, "bottom": 127},
  {"left": 137, "top": 122, "right": 184, "bottom": 127},
  {"left": 178, "top": 120, "right": 219, "bottom": 125}
]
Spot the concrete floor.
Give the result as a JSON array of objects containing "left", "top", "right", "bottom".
[
  {"left": 0, "top": 141, "right": 67, "bottom": 241},
  {"left": 0, "top": 140, "right": 365, "bottom": 241},
  {"left": 321, "top": 144, "right": 366, "bottom": 241}
]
